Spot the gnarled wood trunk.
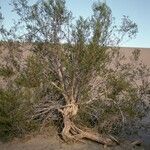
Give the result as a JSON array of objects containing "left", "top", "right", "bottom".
[{"left": 59, "top": 102, "right": 115, "bottom": 145}]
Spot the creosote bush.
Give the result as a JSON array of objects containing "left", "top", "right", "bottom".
[{"left": 0, "top": 0, "right": 149, "bottom": 144}]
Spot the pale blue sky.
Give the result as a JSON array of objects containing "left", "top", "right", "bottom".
[{"left": 0, "top": 0, "right": 150, "bottom": 48}]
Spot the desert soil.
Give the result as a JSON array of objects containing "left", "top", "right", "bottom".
[{"left": 0, "top": 133, "right": 148, "bottom": 150}]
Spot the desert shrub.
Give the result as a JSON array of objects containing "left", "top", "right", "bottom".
[
  {"left": 0, "top": 0, "right": 149, "bottom": 144},
  {"left": 0, "top": 88, "right": 38, "bottom": 141}
]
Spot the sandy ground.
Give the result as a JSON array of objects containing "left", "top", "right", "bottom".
[
  {"left": 0, "top": 135, "right": 101, "bottom": 150},
  {"left": 0, "top": 133, "right": 148, "bottom": 150}
]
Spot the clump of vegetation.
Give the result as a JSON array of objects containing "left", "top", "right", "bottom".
[
  {"left": 0, "top": 66, "right": 14, "bottom": 77},
  {"left": 0, "top": 88, "right": 38, "bottom": 141},
  {"left": 15, "top": 55, "right": 44, "bottom": 88},
  {"left": 0, "top": 0, "right": 149, "bottom": 145}
]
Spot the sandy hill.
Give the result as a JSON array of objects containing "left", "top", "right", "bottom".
[{"left": 120, "top": 47, "right": 150, "bottom": 67}]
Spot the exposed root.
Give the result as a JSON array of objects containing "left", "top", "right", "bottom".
[
  {"left": 59, "top": 103, "right": 116, "bottom": 146},
  {"left": 61, "top": 121, "right": 115, "bottom": 145},
  {"left": 34, "top": 101, "right": 118, "bottom": 146}
]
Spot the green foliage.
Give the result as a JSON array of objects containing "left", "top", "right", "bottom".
[
  {"left": 92, "top": 2, "right": 112, "bottom": 44},
  {"left": 0, "top": 66, "right": 14, "bottom": 77},
  {"left": 0, "top": 88, "right": 37, "bottom": 141},
  {"left": 15, "top": 55, "right": 44, "bottom": 88}
]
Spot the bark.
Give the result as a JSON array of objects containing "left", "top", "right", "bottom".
[
  {"left": 59, "top": 102, "right": 116, "bottom": 146},
  {"left": 32, "top": 95, "right": 117, "bottom": 145}
]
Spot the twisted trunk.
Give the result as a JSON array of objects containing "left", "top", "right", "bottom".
[{"left": 59, "top": 102, "right": 115, "bottom": 145}]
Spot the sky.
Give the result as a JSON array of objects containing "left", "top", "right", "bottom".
[{"left": 0, "top": 0, "right": 150, "bottom": 48}]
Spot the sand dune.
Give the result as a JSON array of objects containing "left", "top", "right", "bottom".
[{"left": 119, "top": 47, "right": 150, "bottom": 67}]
